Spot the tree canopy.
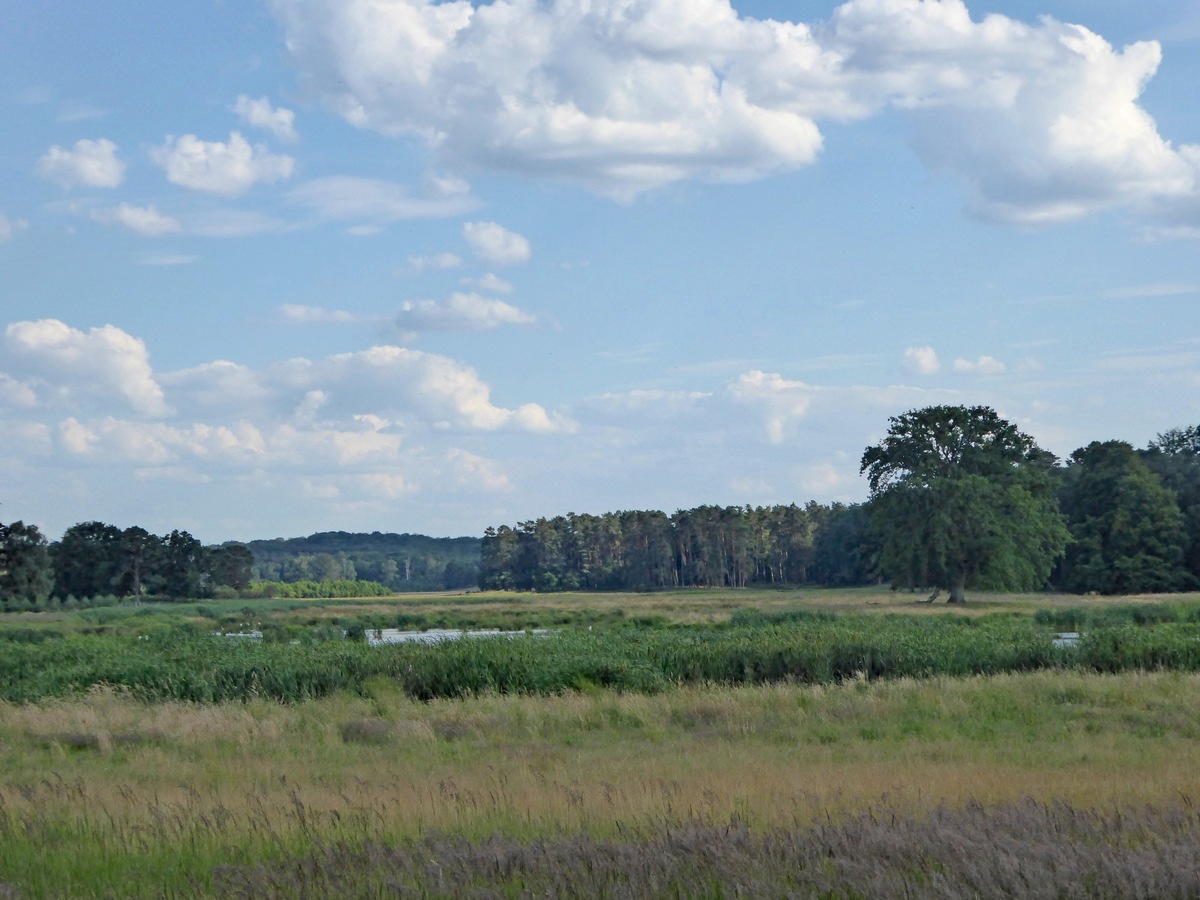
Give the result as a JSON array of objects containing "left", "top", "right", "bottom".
[{"left": 861, "top": 405, "right": 1069, "bottom": 603}]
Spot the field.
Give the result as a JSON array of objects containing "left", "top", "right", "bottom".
[{"left": 4, "top": 587, "right": 1200, "bottom": 897}]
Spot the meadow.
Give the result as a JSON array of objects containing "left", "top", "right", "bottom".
[{"left": 3, "top": 588, "right": 1200, "bottom": 897}]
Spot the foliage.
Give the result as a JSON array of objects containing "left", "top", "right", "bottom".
[
  {"left": 481, "top": 502, "right": 877, "bottom": 592},
  {"left": 9, "top": 612, "right": 1200, "bottom": 704},
  {"left": 1058, "top": 441, "right": 1191, "bottom": 594},
  {"left": 0, "top": 520, "right": 53, "bottom": 603},
  {"left": 244, "top": 531, "right": 480, "bottom": 591},
  {"left": 1143, "top": 424, "right": 1200, "bottom": 583},
  {"left": 246, "top": 579, "right": 393, "bottom": 599},
  {"left": 861, "top": 405, "right": 1070, "bottom": 602}
]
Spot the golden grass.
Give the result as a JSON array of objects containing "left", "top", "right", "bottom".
[
  {"left": 251, "top": 586, "right": 1200, "bottom": 627},
  {"left": 3, "top": 670, "right": 1200, "bottom": 843}
]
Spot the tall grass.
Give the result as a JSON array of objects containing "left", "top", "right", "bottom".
[
  {"left": 5, "top": 671, "right": 1200, "bottom": 896},
  {"left": 7, "top": 615, "right": 1200, "bottom": 703}
]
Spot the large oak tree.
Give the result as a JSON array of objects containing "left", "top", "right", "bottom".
[{"left": 861, "top": 405, "right": 1069, "bottom": 603}]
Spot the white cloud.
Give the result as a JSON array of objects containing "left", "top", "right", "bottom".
[
  {"left": 37, "top": 138, "right": 124, "bottom": 189},
  {"left": 3, "top": 320, "right": 170, "bottom": 417},
  {"left": 150, "top": 132, "right": 295, "bottom": 196},
  {"left": 232, "top": 95, "right": 298, "bottom": 142},
  {"left": 727, "top": 370, "right": 813, "bottom": 444},
  {"left": 463, "top": 221, "right": 530, "bottom": 266},
  {"left": 406, "top": 252, "right": 463, "bottom": 273},
  {"left": 91, "top": 203, "right": 182, "bottom": 237},
  {"left": 157, "top": 341, "right": 573, "bottom": 435},
  {"left": 952, "top": 355, "right": 1007, "bottom": 375},
  {"left": 903, "top": 345, "right": 941, "bottom": 376},
  {"left": 0, "top": 212, "right": 28, "bottom": 242},
  {"left": 396, "top": 292, "right": 535, "bottom": 331},
  {"left": 289, "top": 176, "right": 476, "bottom": 222},
  {"left": 446, "top": 448, "right": 512, "bottom": 492},
  {"left": 460, "top": 273, "right": 513, "bottom": 294},
  {"left": 270, "top": 0, "right": 1200, "bottom": 220},
  {"left": 276, "top": 304, "right": 369, "bottom": 325}
]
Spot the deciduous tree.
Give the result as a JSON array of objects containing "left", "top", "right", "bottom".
[{"left": 861, "top": 405, "right": 1069, "bottom": 603}]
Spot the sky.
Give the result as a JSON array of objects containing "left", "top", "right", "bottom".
[{"left": 2, "top": 0, "right": 1200, "bottom": 543}]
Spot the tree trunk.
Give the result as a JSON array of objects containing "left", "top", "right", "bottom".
[{"left": 947, "top": 573, "right": 966, "bottom": 604}]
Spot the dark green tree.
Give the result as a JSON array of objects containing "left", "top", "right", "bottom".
[
  {"left": 0, "top": 521, "right": 54, "bottom": 603},
  {"left": 207, "top": 543, "right": 255, "bottom": 591},
  {"left": 1142, "top": 425, "right": 1200, "bottom": 583},
  {"left": 1059, "top": 440, "right": 1190, "bottom": 594},
  {"left": 161, "top": 530, "right": 206, "bottom": 599},
  {"left": 112, "top": 526, "right": 164, "bottom": 598},
  {"left": 861, "top": 405, "right": 1069, "bottom": 603},
  {"left": 52, "top": 521, "right": 125, "bottom": 599}
]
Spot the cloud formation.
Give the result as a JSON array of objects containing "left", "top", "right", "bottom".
[
  {"left": 151, "top": 132, "right": 295, "bottom": 195},
  {"left": 903, "top": 345, "right": 941, "bottom": 376},
  {"left": 37, "top": 138, "right": 124, "bottom": 189},
  {"left": 0, "top": 212, "right": 28, "bottom": 242},
  {"left": 270, "top": 0, "right": 1200, "bottom": 219},
  {"left": 91, "top": 203, "right": 183, "bottom": 237},
  {"left": 289, "top": 175, "right": 476, "bottom": 222},
  {"left": 953, "top": 354, "right": 1006, "bottom": 375},
  {"left": 232, "top": 95, "right": 298, "bottom": 142},
  {"left": 463, "top": 221, "right": 531, "bottom": 265},
  {"left": 2, "top": 319, "right": 170, "bottom": 417},
  {"left": 396, "top": 292, "right": 536, "bottom": 331}
]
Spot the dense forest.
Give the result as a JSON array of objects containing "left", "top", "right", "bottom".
[
  {"left": 243, "top": 531, "right": 481, "bottom": 591},
  {"left": 480, "top": 422, "right": 1200, "bottom": 597},
  {"left": 0, "top": 524, "right": 480, "bottom": 607}
]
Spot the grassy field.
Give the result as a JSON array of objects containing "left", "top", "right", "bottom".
[{"left": 4, "top": 587, "right": 1200, "bottom": 896}]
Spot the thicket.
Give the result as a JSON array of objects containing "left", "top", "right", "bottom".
[
  {"left": 5, "top": 615, "right": 1200, "bottom": 704},
  {"left": 246, "top": 579, "right": 392, "bottom": 599}
]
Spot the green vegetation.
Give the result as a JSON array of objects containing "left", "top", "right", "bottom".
[{"left": 481, "top": 410, "right": 1200, "bottom": 600}]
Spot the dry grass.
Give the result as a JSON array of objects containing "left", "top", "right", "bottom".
[
  {"left": 261, "top": 586, "right": 1200, "bottom": 627},
  {"left": 3, "top": 671, "right": 1200, "bottom": 837}
]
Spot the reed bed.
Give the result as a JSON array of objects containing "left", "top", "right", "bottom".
[{"left": 7, "top": 614, "right": 1200, "bottom": 704}]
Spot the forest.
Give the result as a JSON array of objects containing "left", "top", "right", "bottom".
[
  {"left": 480, "top": 418, "right": 1200, "bottom": 598},
  {"left": 0, "top": 523, "right": 480, "bottom": 607}
]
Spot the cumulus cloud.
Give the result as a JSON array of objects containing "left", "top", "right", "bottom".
[
  {"left": 0, "top": 212, "right": 28, "bottom": 242},
  {"left": 91, "top": 203, "right": 182, "bottom": 237},
  {"left": 37, "top": 138, "right": 124, "bottom": 189},
  {"left": 150, "top": 132, "right": 295, "bottom": 195},
  {"left": 289, "top": 176, "right": 476, "bottom": 222},
  {"left": 727, "top": 370, "right": 813, "bottom": 444},
  {"left": 232, "top": 95, "right": 298, "bottom": 142},
  {"left": 269, "top": 0, "right": 1200, "bottom": 219},
  {"left": 2, "top": 319, "right": 170, "bottom": 416},
  {"left": 406, "top": 251, "right": 463, "bottom": 273},
  {"left": 463, "top": 221, "right": 531, "bottom": 265},
  {"left": 396, "top": 292, "right": 536, "bottom": 331},
  {"left": 903, "top": 345, "right": 941, "bottom": 376},
  {"left": 953, "top": 354, "right": 1007, "bottom": 375},
  {"left": 156, "top": 340, "right": 572, "bottom": 435},
  {"left": 446, "top": 448, "right": 512, "bottom": 492}
]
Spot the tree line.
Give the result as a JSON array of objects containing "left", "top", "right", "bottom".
[
  {"left": 0, "top": 521, "right": 255, "bottom": 607},
  {"left": 480, "top": 414, "right": 1200, "bottom": 598},
  {"left": 0, "top": 522, "right": 483, "bottom": 605}
]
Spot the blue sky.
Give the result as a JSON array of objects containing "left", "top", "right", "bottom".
[{"left": 2, "top": 0, "right": 1199, "bottom": 542}]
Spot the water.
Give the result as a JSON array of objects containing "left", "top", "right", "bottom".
[
  {"left": 1053, "top": 632, "right": 1080, "bottom": 648},
  {"left": 368, "top": 628, "right": 549, "bottom": 645}
]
